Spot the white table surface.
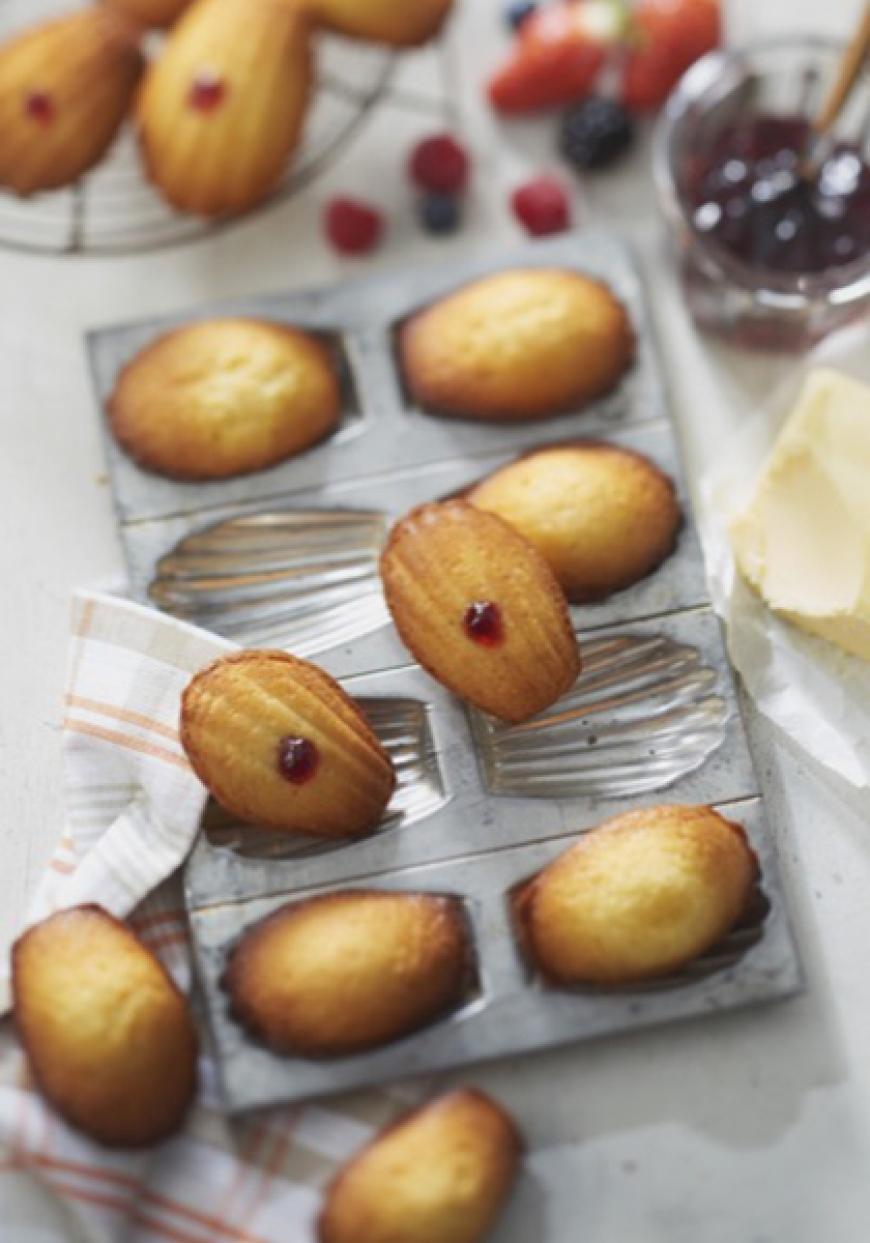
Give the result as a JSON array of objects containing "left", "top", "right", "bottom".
[{"left": 2, "top": 0, "right": 869, "bottom": 1239}]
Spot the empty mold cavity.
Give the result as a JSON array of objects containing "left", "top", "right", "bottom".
[
  {"left": 469, "top": 632, "right": 728, "bottom": 799},
  {"left": 508, "top": 875, "right": 770, "bottom": 994},
  {"left": 203, "top": 696, "right": 446, "bottom": 860},
  {"left": 149, "top": 507, "right": 389, "bottom": 652}
]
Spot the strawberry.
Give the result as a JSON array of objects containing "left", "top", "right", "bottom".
[
  {"left": 621, "top": 0, "right": 720, "bottom": 112},
  {"left": 488, "top": 1, "right": 626, "bottom": 115}
]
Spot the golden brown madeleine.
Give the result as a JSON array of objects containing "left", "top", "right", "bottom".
[
  {"left": 380, "top": 501, "right": 580, "bottom": 723},
  {"left": 108, "top": 318, "right": 341, "bottom": 480},
  {"left": 105, "top": 0, "right": 194, "bottom": 29},
  {"left": 400, "top": 269, "right": 634, "bottom": 422},
  {"left": 0, "top": 9, "right": 142, "bottom": 196},
  {"left": 225, "top": 891, "right": 470, "bottom": 1056},
  {"left": 318, "top": 1089, "right": 522, "bottom": 1243},
  {"left": 181, "top": 650, "right": 395, "bottom": 836},
  {"left": 306, "top": 0, "right": 454, "bottom": 46},
  {"left": 136, "top": 0, "right": 312, "bottom": 216},
  {"left": 515, "top": 805, "right": 758, "bottom": 985},
  {"left": 468, "top": 443, "right": 682, "bottom": 602},
  {"left": 12, "top": 906, "right": 197, "bottom": 1148}
]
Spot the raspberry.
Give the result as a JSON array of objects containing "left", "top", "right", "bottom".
[
  {"left": 559, "top": 97, "right": 634, "bottom": 170},
  {"left": 324, "top": 197, "right": 384, "bottom": 255},
  {"left": 409, "top": 134, "right": 470, "bottom": 194},
  {"left": 511, "top": 176, "right": 571, "bottom": 235},
  {"left": 418, "top": 192, "right": 462, "bottom": 235}
]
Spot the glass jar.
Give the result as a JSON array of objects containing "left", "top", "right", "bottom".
[{"left": 653, "top": 37, "right": 870, "bottom": 351}]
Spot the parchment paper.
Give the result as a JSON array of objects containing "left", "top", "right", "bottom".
[{"left": 698, "top": 321, "right": 870, "bottom": 789}]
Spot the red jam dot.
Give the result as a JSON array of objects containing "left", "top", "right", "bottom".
[
  {"left": 188, "top": 71, "right": 227, "bottom": 113},
  {"left": 463, "top": 601, "right": 504, "bottom": 647},
  {"left": 24, "top": 90, "right": 55, "bottom": 125},
  {"left": 277, "top": 736, "right": 318, "bottom": 785}
]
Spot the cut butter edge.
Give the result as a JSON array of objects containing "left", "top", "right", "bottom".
[{"left": 729, "top": 367, "right": 870, "bottom": 661}]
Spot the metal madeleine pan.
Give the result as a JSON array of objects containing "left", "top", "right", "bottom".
[
  {"left": 184, "top": 607, "right": 757, "bottom": 910},
  {"left": 186, "top": 797, "right": 799, "bottom": 1113},
  {"left": 85, "top": 230, "right": 668, "bottom": 595},
  {"left": 81, "top": 231, "right": 801, "bottom": 1108},
  {"left": 143, "top": 418, "right": 707, "bottom": 666}
]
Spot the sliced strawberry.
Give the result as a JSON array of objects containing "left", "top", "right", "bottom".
[
  {"left": 488, "top": 1, "right": 626, "bottom": 115},
  {"left": 622, "top": 0, "right": 720, "bottom": 113}
]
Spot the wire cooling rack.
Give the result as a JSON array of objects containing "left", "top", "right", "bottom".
[{"left": 0, "top": 0, "right": 417, "bottom": 256}]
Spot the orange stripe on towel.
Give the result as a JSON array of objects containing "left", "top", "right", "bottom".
[
  {"left": 65, "top": 695, "right": 180, "bottom": 743},
  {"left": 62, "top": 719, "right": 190, "bottom": 772}
]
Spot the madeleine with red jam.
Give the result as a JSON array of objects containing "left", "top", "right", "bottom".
[
  {"left": 136, "top": 0, "right": 312, "bottom": 216},
  {"left": 0, "top": 8, "right": 142, "bottom": 196},
  {"left": 180, "top": 651, "right": 395, "bottom": 837},
  {"left": 380, "top": 501, "right": 580, "bottom": 723}
]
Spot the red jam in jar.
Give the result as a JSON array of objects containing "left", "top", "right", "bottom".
[
  {"left": 277, "top": 736, "right": 318, "bottom": 784},
  {"left": 463, "top": 601, "right": 504, "bottom": 647},
  {"left": 685, "top": 115, "right": 869, "bottom": 274}
]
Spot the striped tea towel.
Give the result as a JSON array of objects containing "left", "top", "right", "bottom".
[{"left": 0, "top": 591, "right": 426, "bottom": 1243}]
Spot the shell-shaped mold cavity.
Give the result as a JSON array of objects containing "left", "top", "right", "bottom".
[
  {"left": 470, "top": 632, "right": 727, "bottom": 798},
  {"left": 204, "top": 695, "right": 446, "bottom": 859},
  {"left": 150, "top": 508, "right": 389, "bottom": 652}
]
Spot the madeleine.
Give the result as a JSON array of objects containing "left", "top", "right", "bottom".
[
  {"left": 469, "top": 443, "right": 681, "bottom": 602},
  {"left": 380, "top": 501, "right": 580, "bottom": 724},
  {"left": 136, "top": 0, "right": 312, "bottom": 216},
  {"left": 400, "top": 269, "right": 633, "bottom": 421},
  {"left": 108, "top": 318, "right": 340, "bottom": 480},
  {"left": 307, "top": 0, "right": 454, "bottom": 46},
  {"left": 12, "top": 906, "right": 197, "bottom": 1147},
  {"left": 181, "top": 650, "right": 395, "bottom": 837},
  {"left": 105, "top": 0, "right": 192, "bottom": 27},
  {"left": 0, "top": 9, "right": 142, "bottom": 196},
  {"left": 225, "top": 892, "right": 470, "bottom": 1056},
  {"left": 515, "top": 805, "right": 758, "bottom": 984},
  {"left": 319, "top": 1089, "right": 522, "bottom": 1243}
]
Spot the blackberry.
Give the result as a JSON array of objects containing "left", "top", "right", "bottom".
[
  {"left": 559, "top": 97, "right": 634, "bottom": 171},
  {"left": 505, "top": 1, "right": 537, "bottom": 31}
]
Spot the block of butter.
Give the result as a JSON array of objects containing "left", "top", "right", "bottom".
[{"left": 730, "top": 367, "right": 870, "bottom": 661}]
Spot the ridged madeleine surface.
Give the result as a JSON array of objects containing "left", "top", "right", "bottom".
[
  {"left": 105, "top": 0, "right": 192, "bottom": 27},
  {"left": 181, "top": 650, "right": 395, "bottom": 836},
  {"left": 380, "top": 501, "right": 580, "bottom": 723},
  {"left": 225, "top": 891, "right": 470, "bottom": 1055},
  {"left": 136, "top": 0, "right": 312, "bottom": 216},
  {"left": 0, "top": 9, "right": 142, "bottom": 196},
  {"left": 400, "top": 269, "right": 633, "bottom": 421},
  {"left": 307, "top": 0, "right": 454, "bottom": 46},
  {"left": 319, "top": 1089, "right": 522, "bottom": 1243},
  {"left": 12, "top": 906, "right": 197, "bottom": 1148},
  {"left": 109, "top": 318, "right": 341, "bottom": 480},
  {"left": 515, "top": 805, "right": 758, "bottom": 985},
  {"left": 469, "top": 443, "right": 681, "bottom": 602}
]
